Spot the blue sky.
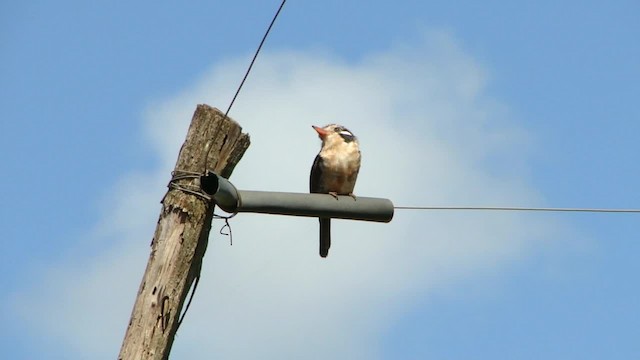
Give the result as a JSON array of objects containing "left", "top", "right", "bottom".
[{"left": 2, "top": 1, "right": 639, "bottom": 359}]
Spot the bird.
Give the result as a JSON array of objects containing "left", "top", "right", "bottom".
[{"left": 310, "top": 124, "right": 361, "bottom": 258}]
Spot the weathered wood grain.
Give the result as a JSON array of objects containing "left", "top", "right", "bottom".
[{"left": 119, "top": 104, "right": 250, "bottom": 360}]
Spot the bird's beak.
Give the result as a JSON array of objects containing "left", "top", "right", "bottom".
[{"left": 312, "top": 125, "right": 329, "bottom": 139}]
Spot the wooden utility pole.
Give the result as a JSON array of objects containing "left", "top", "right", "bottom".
[{"left": 119, "top": 104, "right": 250, "bottom": 360}]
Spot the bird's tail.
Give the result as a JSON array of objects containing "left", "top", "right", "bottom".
[{"left": 319, "top": 218, "right": 331, "bottom": 258}]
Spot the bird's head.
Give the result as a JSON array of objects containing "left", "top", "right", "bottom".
[{"left": 312, "top": 124, "right": 358, "bottom": 148}]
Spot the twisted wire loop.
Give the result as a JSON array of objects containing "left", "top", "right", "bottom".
[
  {"left": 167, "top": 169, "right": 236, "bottom": 241},
  {"left": 215, "top": 213, "right": 236, "bottom": 245}
]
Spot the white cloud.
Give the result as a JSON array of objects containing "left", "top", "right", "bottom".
[{"left": 9, "top": 32, "right": 573, "bottom": 359}]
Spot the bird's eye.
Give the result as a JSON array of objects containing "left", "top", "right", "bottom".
[{"left": 334, "top": 126, "right": 343, "bottom": 133}]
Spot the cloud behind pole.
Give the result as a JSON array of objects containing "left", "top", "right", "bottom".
[{"left": 9, "top": 32, "right": 575, "bottom": 359}]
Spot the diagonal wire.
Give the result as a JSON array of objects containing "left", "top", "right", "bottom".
[
  {"left": 179, "top": 0, "right": 287, "bottom": 332},
  {"left": 204, "top": 0, "right": 286, "bottom": 167},
  {"left": 222, "top": 0, "right": 287, "bottom": 119}
]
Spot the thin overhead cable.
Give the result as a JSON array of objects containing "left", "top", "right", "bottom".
[
  {"left": 394, "top": 206, "right": 640, "bottom": 214},
  {"left": 223, "top": 0, "right": 287, "bottom": 119},
  {"left": 204, "top": 0, "right": 286, "bottom": 167},
  {"left": 182, "top": 0, "right": 287, "bottom": 332}
]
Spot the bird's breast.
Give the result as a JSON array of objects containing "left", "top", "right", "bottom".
[{"left": 318, "top": 147, "right": 361, "bottom": 194}]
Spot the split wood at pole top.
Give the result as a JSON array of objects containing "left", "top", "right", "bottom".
[{"left": 118, "top": 104, "right": 250, "bottom": 360}]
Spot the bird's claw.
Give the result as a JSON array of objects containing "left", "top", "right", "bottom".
[{"left": 327, "top": 192, "right": 356, "bottom": 200}]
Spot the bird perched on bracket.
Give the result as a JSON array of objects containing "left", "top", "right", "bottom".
[{"left": 310, "top": 124, "right": 361, "bottom": 258}]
